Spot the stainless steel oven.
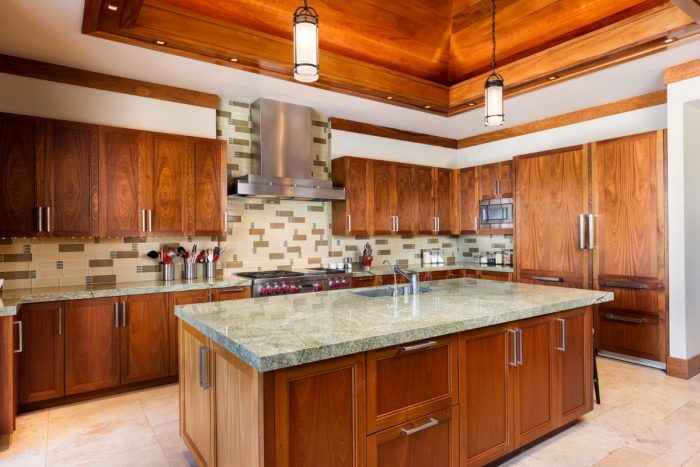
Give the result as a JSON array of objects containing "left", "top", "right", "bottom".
[{"left": 479, "top": 198, "right": 513, "bottom": 229}]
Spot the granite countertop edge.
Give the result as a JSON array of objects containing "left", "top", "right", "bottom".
[
  {"left": 175, "top": 284, "right": 613, "bottom": 372},
  {"left": 350, "top": 263, "right": 514, "bottom": 277}
]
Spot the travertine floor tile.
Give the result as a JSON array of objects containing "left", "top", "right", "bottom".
[{"left": 595, "top": 446, "right": 657, "bottom": 466}]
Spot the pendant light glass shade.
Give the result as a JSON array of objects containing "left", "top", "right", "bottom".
[
  {"left": 485, "top": 73, "right": 504, "bottom": 126},
  {"left": 293, "top": 1, "right": 319, "bottom": 83}
]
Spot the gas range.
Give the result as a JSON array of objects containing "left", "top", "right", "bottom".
[{"left": 238, "top": 269, "right": 353, "bottom": 297}]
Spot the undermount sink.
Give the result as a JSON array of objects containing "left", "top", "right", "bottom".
[{"left": 352, "top": 286, "right": 433, "bottom": 298}]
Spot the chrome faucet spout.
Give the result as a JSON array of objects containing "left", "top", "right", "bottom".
[
  {"left": 382, "top": 260, "right": 398, "bottom": 293},
  {"left": 393, "top": 265, "right": 420, "bottom": 295}
]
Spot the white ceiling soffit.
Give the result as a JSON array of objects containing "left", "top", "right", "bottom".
[{"left": 1, "top": 0, "right": 699, "bottom": 140}]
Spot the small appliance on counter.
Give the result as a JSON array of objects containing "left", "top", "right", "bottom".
[
  {"left": 362, "top": 243, "right": 373, "bottom": 271},
  {"left": 421, "top": 248, "right": 445, "bottom": 265}
]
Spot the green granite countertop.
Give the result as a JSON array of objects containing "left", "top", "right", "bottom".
[
  {"left": 350, "top": 262, "right": 513, "bottom": 277},
  {"left": 0, "top": 277, "right": 252, "bottom": 315},
  {"left": 175, "top": 278, "right": 612, "bottom": 372}
]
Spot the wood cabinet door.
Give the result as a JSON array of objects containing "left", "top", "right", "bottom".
[
  {"left": 273, "top": 353, "right": 366, "bottom": 467},
  {"left": 513, "top": 315, "right": 556, "bottom": 448},
  {"left": 499, "top": 161, "right": 514, "bottom": 198},
  {"left": 44, "top": 120, "right": 99, "bottom": 236},
  {"left": 367, "top": 406, "right": 459, "bottom": 467},
  {"left": 18, "top": 302, "right": 65, "bottom": 404},
  {"left": 332, "top": 157, "right": 370, "bottom": 236},
  {"left": 478, "top": 163, "right": 499, "bottom": 200},
  {"left": 459, "top": 167, "right": 479, "bottom": 234},
  {"left": 434, "top": 168, "right": 455, "bottom": 234},
  {"left": 0, "top": 114, "right": 38, "bottom": 237},
  {"left": 169, "top": 290, "right": 213, "bottom": 376},
  {"left": 460, "top": 326, "right": 514, "bottom": 466},
  {"left": 0, "top": 317, "right": 14, "bottom": 436},
  {"left": 146, "top": 132, "right": 188, "bottom": 236},
  {"left": 98, "top": 126, "right": 145, "bottom": 237},
  {"left": 65, "top": 297, "right": 120, "bottom": 395},
  {"left": 120, "top": 293, "right": 169, "bottom": 384},
  {"left": 371, "top": 160, "right": 395, "bottom": 235},
  {"left": 395, "top": 163, "right": 415, "bottom": 234},
  {"left": 515, "top": 146, "right": 590, "bottom": 288},
  {"left": 180, "top": 322, "right": 214, "bottom": 467},
  {"left": 190, "top": 138, "right": 227, "bottom": 236},
  {"left": 555, "top": 307, "right": 593, "bottom": 427},
  {"left": 352, "top": 276, "right": 377, "bottom": 288},
  {"left": 591, "top": 131, "right": 666, "bottom": 285},
  {"left": 414, "top": 166, "right": 435, "bottom": 234}
]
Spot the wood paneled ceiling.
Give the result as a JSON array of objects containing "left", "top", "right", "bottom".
[{"left": 82, "top": 0, "right": 699, "bottom": 116}]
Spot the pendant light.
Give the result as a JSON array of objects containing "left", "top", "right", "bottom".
[
  {"left": 293, "top": 0, "right": 319, "bottom": 83},
  {"left": 485, "top": 0, "right": 504, "bottom": 126}
]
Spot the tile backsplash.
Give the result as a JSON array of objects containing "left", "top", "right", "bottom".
[{"left": 0, "top": 99, "right": 512, "bottom": 290}]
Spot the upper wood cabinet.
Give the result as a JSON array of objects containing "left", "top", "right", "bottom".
[
  {"left": 478, "top": 161, "right": 512, "bottom": 200},
  {"left": 190, "top": 138, "right": 227, "bottom": 237},
  {"left": 0, "top": 114, "right": 38, "bottom": 237},
  {"left": 370, "top": 160, "right": 416, "bottom": 235},
  {"left": 98, "top": 126, "right": 145, "bottom": 236},
  {"left": 458, "top": 167, "right": 479, "bottom": 234},
  {"left": 434, "top": 168, "right": 456, "bottom": 234},
  {"left": 332, "top": 156, "right": 372, "bottom": 236}
]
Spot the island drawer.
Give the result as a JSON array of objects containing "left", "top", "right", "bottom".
[{"left": 367, "top": 334, "right": 459, "bottom": 433}]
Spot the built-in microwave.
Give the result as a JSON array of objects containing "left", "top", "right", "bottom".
[{"left": 480, "top": 198, "right": 513, "bottom": 229}]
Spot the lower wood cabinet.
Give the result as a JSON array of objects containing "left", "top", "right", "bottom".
[
  {"left": 352, "top": 276, "right": 378, "bottom": 289},
  {"left": 478, "top": 270, "right": 513, "bottom": 282},
  {"left": 367, "top": 406, "right": 459, "bottom": 467},
  {"left": 120, "top": 293, "right": 169, "bottom": 385},
  {"left": 169, "top": 290, "right": 214, "bottom": 377}
]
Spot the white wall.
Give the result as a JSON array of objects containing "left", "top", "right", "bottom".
[
  {"left": 683, "top": 101, "right": 700, "bottom": 359},
  {"left": 456, "top": 105, "right": 667, "bottom": 166},
  {"left": 0, "top": 73, "right": 215, "bottom": 137},
  {"left": 331, "top": 130, "right": 458, "bottom": 168}
]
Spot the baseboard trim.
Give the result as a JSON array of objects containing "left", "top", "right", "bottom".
[{"left": 667, "top": 353, "right": 700, "bottom": 380}]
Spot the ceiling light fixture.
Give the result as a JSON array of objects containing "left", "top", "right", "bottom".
[
  {"left": 664, "top": 37, "right": 676, "bottom": 44},
  {"left": 230, "top": 58, "right": 239, "bottom": 62},
  {"left": 107, "top": 4, "right": 118, "bottom": 11},
  {"left": 547, "top": 75, "right": 559, "bottom": 81},
  {"left": 155, "top": 40, "right": 165, "bottom": 46},
  {"left": 484, "top": 0, "right": 504, "bottom": 126},
  {"left": 386, "top": 96, "right": 393, "bottom": 100},
  {"left": 293, "top": 0, "right": 319, "bottom": 83}
]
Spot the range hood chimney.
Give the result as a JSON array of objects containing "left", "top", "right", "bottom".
[{"left": 228, "top": 98, "right": 345, "bottom": 200}]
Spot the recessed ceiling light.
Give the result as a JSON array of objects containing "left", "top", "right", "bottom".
[
  {"left": 107, "top": 4, "right": 118, "bottom": 11},
  {"left": 664, "top": 37, "right": 677, "bottom": 44},
  {"left": 230, "top": 58, "right": 239, "bottom": 62},
  {"left": 547, "top": 75, "right": 559, "bottom": 81},
  {"left": 424, "top": 105, "right": 431, "bottom": 109},
  {"left": 468, "top": 102, "right": 476, "bottom": 107},
  {"left": 155, "top": 40, "right": 166, "bottom": 46},
  {"left": 386, "top": 96, "right": 393, "bottom": 100}
]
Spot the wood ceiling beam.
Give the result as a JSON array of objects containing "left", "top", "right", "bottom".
[
  {"left": 672, "top": 0, "right": 700, "bottom": 23},
  {"left": 331, "top": 118, "right": 458, "bottom": 149},
  {"left": 0, "top": 53, "right": 218, "bottom": 109},
  {"left": 664, "top": 58, "right": 700, "bottom": 83}
]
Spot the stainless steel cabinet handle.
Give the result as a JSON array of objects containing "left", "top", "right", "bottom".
[
  {"left": 508, "top": 329, "right": 518, "bottom": 366},
  {"left": 45, "top": 207, "right": 51, "bottom": 233},
  {"left": 400, "top": 417, "right": 438, "bottom": 436},
  {"left": 223, "top": 211, "right": 227, "bottom": 232},
  {"left": 436, "top": 217, "right": 440, "bottom": 232},
  {"left": 517, "top": 328, "right": 523, "bottom": 366},
  {"left": 13, "top": 321, "right": 22, "bottom": 353},
  {"left": 579, "top": 214, "right": 585, "bottom": 250},
  {"left": 532, "top": 275, "right": 563, "bottom": 283},
  {"left": 121, "top": 302, "right": 127, "bottom": 327},
  {"left": 347, "top": 215, "right": 352, "bottom": 232},
  {"left": 474, "top": 216, "right": 478, "bottom": 231},
  {"left": 148, "top": 210, "right": 153, "bottom": 232},
  {"left": 603, "top": 281, "right": 644, "bottom": 290},
  {"left": 396, "top": 216, "right": 399, "bottom": 232},
  {"left": 58, "top": 307, "right": 62, "bottom": 336},
  {"left": 497, "top": 179, "right": 501, "bottom": 196},
  {"left": 141, "top": 209, "right": 146, "bottom": 232},
  {"left": 557, "top": 318, "right": 566, "bottom": 352},
  {"left": 114, "top": 302, "right": 119, "bottom": 328},
  {"left": 220, "top": 287, "right": 246, "bottom": 294},
  {"left": 494, "top": 180, "right": 498, "bottom": 196},
  {"left": 36, "top": 207, "right": 43, "bottom": 232},
  {"left": 401, "top": 340, "right": 437, "bottom": 353},
  {"left": 199, "top": 345, "right": 211, "bottom": 389},
  {"left": 588, "top": 214, "right": 595, "bottom": 250},
  {"left": 605, "top": 314, "right": 645, "bottom": 324}
]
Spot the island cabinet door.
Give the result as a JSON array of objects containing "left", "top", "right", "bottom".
[
  {"left": 120, "top": 293, "right": 169, "bottom": 385},
  {"left": 459, "top": 326, "right": 515, "bottom": 467},
  {"left": 513, "top": 315, "right": 556, "bottom": 448},
  {"left": 180, "top": 322, "right": 215, "bottom": 467},
  {"left": 272, "top": 353, "right": 366, "bottom": 467},
  {"left": 367, "top": 406, "right": 459, "bottom": 467},
  {"left": 554, "top": 307, "right": 593, "bottom": 427}
]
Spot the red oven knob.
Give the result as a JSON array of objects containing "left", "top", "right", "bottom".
[
  {"left": 266, "top": 285, "right": 274, "bottom": 295},
  {"left": 258, "top": 286, "right": 267, "bottom": 296},
  {"left": 290, "top": 285, "right": 299, "bottom": 294},
  {"left": 313, "top": 283, "right": 324, "bottom": 292},
  {"left": 341, "top": 279, "right": 349, "bottom": 288},
  {"left": 282, "top": 284, "right": 290, "bottom": 293},
  {"left": 274, "top": 284, "right": 283, "bottom": 294},
  {"left": 329, "top": 280, "right": 337, "bottom": 289}
]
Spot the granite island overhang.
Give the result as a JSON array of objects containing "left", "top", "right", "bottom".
[{"left": 175, "top": 278, "right": 613, "bottom": 467}]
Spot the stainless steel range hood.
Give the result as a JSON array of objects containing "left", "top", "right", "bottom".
[{"left": 228, "top": 98, "right": 345, "bottom": 200}]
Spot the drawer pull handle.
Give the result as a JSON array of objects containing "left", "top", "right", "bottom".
[
  {"left": 400, "top": 417, "right": 438, "bottom": 436},
  {"left": 603, "top": 281, "right": 644, "bottom": 290},
  {"left": 605, "top": 314, "right": 645, "bottom": 324},
  {"left": 199, "top": 346, "right": 211, "bottom": 389},
  {"left": 532, "top": 275, "right": 563, "bottom": 283},
  {"left": 219, "top": 287, "right": 246, "bottom": 293},
  {"left": 400, "top": 340, "right": 437, "bottom": 352}
]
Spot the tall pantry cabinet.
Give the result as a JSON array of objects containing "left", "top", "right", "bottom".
[{"left": 515, "top": 131, "right": 667, "bottom": 364}]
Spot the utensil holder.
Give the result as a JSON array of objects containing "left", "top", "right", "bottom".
[
  {"left": 183, "top": 262, "right": 197, "bottom": 280},
  {"left": 202, "top": 262, "right": 216, "bottom": 279},
  {"left": 161, "top": 263, "right": 174, "bottom": 282}
]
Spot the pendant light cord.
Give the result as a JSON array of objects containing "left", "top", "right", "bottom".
[{"left": 491, "top": 0, "right": 497, "bottom": 74}]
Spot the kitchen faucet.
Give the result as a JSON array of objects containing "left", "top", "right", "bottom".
[{"left": 382, "top": 260, "right": 420, "bottom": 295}]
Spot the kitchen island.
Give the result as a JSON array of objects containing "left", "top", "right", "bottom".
[{"left": 175, "top": 278, "right": 612, "bottom": 467}]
